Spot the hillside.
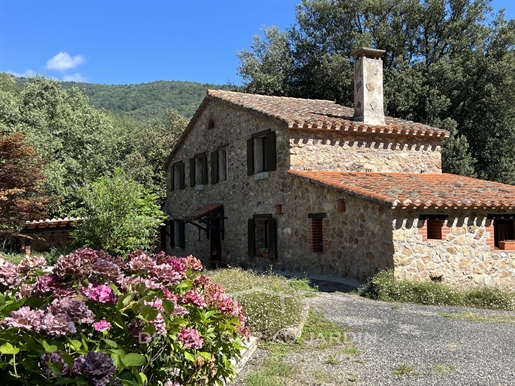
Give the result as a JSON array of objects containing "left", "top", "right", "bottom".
[{"left": 11, "top": 75, "right": 237, "bottom": 120}]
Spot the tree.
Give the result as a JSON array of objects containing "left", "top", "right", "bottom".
[
  {"left": 237, "top": 0, "right": 515, "bottom": 182},
  {"left": 0, "top": 132, "right": 48, "bottom": 236},
  {"left": 71, "top": 169, "right": 166, "bottom": 255}
]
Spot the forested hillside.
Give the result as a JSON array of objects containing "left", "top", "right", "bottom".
[{"left": 13, "top": 77, "right": 237, "bottom": 121}]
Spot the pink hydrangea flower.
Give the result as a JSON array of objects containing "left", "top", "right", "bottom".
[
  {"left": 92, "top": 320, "right": 111, "bottom": 332},
  {"left": 180, "top": 290, "right": 206, "bottom": 308},
  {"left": 83, "top": 283, "right": 118, "bottom": 305},
  {"left": 177, "top": 327, "right": 204, "bottom": 349}
]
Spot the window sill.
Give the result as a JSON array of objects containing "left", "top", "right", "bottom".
[
  {"left": 255, "top": 171, "right": 269, "bottom": 180},
  {"left": 195, "top": 184, "right": 204, "bottom": 191}
]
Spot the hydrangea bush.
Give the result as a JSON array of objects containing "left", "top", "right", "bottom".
[{"left": 0, "top": 249, "right": 249, "bottom": 385}]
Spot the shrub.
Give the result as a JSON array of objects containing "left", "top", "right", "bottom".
[
  {"left": 0, "top": 249, "right": 249, "bottom": 385},
  {"left": 360, "top": 270, "right": 515, "bottom": 310}
]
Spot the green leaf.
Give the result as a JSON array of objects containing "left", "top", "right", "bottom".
[
  {"left": 103, "top": 339, "right": 118, "bottom": 348},
  {"left": 41, "top": 340, "right": 58, "bottom": 353},
  {"left": 68, "top": 339, "right": 82, "bottom": 350},
  {"left": 121, "top": 353, "right": 146, "bottom": 367},
  {"left": 184, "top": 351, "right": 195, "bottom": 362},
  {"left": 0, "top": 343, "right": 20, "bottom": 355}
]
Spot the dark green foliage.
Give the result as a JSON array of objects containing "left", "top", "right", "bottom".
[
  {"left": 361, "top": 271, "right": 515, "bottom": 310},
  {"left": 238, "top": 0, "right": 515, "bottom": 183}
]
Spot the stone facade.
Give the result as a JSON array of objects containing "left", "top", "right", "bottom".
[
  {"left": 289, "top": 130, "right": 442, "bottom": 173},
  {"left": 392, "top": 211, "right": 515, "bottom": 290}
]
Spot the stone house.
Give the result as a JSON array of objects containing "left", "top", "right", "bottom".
[{"left": 164, "top": 48, "right": 515, "bottom": 289}]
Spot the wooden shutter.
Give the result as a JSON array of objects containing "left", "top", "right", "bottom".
[
  {"left": 178, "top": 220, "right": 186, "bottom": 249},
  {"left": 266, "top": 130, "right": 276, "bottom": 172},
  {"left": 179, "top": 162, "right": 185, "bottom": 189},
  {"left": 201, "top": 153, "right": 208, "bottom": 185},
  {"left": 170, "top": 166, "right": 175, "bottom": 191},
  {"left": 269, "top": 218, "right": 277, "bottom": 259},
  {"left": 189, "top": 158, "right": 195, "bottom": 187},
  {"left": 247, "top": 138, "right": 254, "bottom": 176},
  {"left": 211, "top": 150, "right": 219, "bottom": 185},
  {"left": 248, "top": 218, "right": 255, "bottom": 256}
]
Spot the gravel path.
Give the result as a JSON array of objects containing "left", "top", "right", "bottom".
[{"left": 234, "top": 292, "right": 515, "bottom": 385}]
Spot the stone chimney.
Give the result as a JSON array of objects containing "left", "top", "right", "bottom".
[{"left": 351, "top": 48, "right": 386, "bottom": 125}]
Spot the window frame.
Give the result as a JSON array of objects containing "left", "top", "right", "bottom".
[
  {"left": 190, "top": 152, "right": 208, "bottom": 187},
  {"left": 247, "top": 130, "right": 276, "bottom": 176},
  {"left": 308, "top": 213, "right": 326, "bottom": 253},
  {"left": 171, "top": 161, "right": 185, "bottom": 191},
  {"left": 248, "top": 214, "right": 277, "bottom": 259},
  {"left": 211, "top": 145, "right": 228, "bottom": 184}
]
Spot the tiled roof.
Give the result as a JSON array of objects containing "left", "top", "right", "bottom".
[
  {"left": 179, "top": 203, "right": 223, "bottom": 221},
  {"left": 24, "top": 217, "right": 82, "bottom": 230},
  {"left": 289, "top": 170, "right": 515, "bottom": 209},
  {"left": 208, "top": 90, "right": 449, "bottom": 138}
]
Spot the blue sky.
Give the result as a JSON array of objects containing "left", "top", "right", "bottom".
[{"left": 0, "top": 0, "right": 513, "bottom": 86}]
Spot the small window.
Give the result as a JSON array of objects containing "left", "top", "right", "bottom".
[
  {"left": 208, "top": 119, "right": 215, "bottom": 130},
  {"left": 171, "top": 161, "right": 185, "bottom": 191},
  {"left": 247, "top": 130, "right": 276, "bottom": 176},
  {"left": 190, "top": 153, "right": 208, "bottom": 187},
  {"left": 248, "top": 214, "right": 277, "bottom": 258},
  {"left": 308, "top": 213, "right": 326, "bottom": 253},
  {"left": 494, "top": 219, "right": 515, "bottom": 248},
  {"left": 211, "top": 146, "right": 228, "bottom": 184},
  {"left": 427, "top": 220, "right": 444, "bottom": 240}
]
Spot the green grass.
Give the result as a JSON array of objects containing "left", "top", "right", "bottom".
[
  {"left": 360, "top": 270, "right": 515, "bottom": 311},
  {"left": 434, "top": 364, "right": 457, "bottom": 375},
  {"left": 393, "top": 363, "right": 419, "bottom": 376},
  {"left": 439, "top": 311, "right": 515, "bottom": 324},
  {"left": 0, "top": 252, "right": 25, "bottom": 264},
  {"left": 208, "top": 268, "right": 308, "bottom": 338}
]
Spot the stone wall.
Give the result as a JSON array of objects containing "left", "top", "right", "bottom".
[
  {"left": 289, "top": 130, "right": 443, "bottom": 173},
  {"left": 392, "top": 210, "right": 515, "bottom": 290}
]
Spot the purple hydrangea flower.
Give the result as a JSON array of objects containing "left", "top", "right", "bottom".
[
  {"left": 83, "top": 351, "right": 116, "bottom": 386},
  {"left": 40, "top": 312, "right": 77, "bottom": 336},
  {"left": 2, "top": 306, "right": 44, "bottom": 331},
  {"left": 83, "top": 283, "right": 118, "bottom": 305},
  {"left": 180, "top": 290, "right": 207, "bottom": 308},
  {"left": 33, "top": 274, "right": 62, "bottom": 295},
  {"left": 50, "top": 298, "right": 95, "bottom": 325}
]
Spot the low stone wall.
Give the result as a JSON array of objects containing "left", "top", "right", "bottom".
[{"left": 392, "top": 212, "right": 515, "bottom": 290}]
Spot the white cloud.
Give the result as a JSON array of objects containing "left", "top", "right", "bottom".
[
  {"left": 46, "top": 52, "right": 85, "bottom": 71},
  {"left": 6, "top": 69, "right": 36, "bottom": 78},
  {"left": 62, "top": 73, "right": 87, "bottom": 82}
]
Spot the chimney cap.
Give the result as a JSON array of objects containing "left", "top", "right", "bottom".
[{"left": 351, "top": 47, "right": 386, "bottom": 59}]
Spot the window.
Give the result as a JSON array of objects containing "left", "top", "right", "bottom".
[
  {"left": 208, "top": 119, "right": 215, "bottom": 130},
  {"left": 211, "top": 146, "right": 228, "bottom": 184},
  {"left": 418, "top": 214, "right": 448, "bottom": 241},
  {"left": 247, "top": 130, "right": 276, "bottom": 176},
  {"left": 171, "top": 161, "right": 185, "bottom": 191},
  {"left": 427, "top": 220, "right": 444, "bottom": 240},
  {"left": 167, "top": 220, "right": 185, "bottom": 249},
  {"left": 308, "top": 213, "right": 326, "bottom": 253},
  {"left": 490, "top": 215, "right": 515, "bottom": 248},
  {"left": 248, "top": 214, "right": 277, "bottom": 258},
  {"left": 189, "top": 153, "right": 208, "bottom": 187}
]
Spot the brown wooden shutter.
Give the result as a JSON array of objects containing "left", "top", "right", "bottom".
[
  {"left": 247, "top": 138, "right": 254, "bottom": 176},
  {"left": 269, "top": 218, "right": 277, "bottom": 259},
  {"left": 179, "top": 220, "right": 186, "bottom": 249},
  {"left": 211, "top": 150, "right": 219, "bottom": 185},
  {"left": 179, "top": 162, "right": 185, "bottom": 189},
  {"left": 248, "top": 218, "right": 255, "bottom": 256},
  {"left": 266, "top": 130, "right": 276, "bottom": 172},
  {"left": 201, "top": 153, "right": 208, "bottom": 185},
  {"left": 189, "top": 158, "right": 195, "bottom": 187}
]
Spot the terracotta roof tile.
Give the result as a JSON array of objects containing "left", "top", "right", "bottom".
[
  {"left": 24, "top": 217, "right": 82, "bottom": 230},
  {"left": 208, "top": 90, "right": 449, "bottom": 138},
  {"left": 289, "top": 170, "right": 515, "bottom": 209}
]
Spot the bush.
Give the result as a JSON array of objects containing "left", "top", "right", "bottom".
[
  {"left": 360, "top": 270, "right": 515, "bottom": 310},
  {"left": 0, "top": 249, "right": 249, "bottom": 385}
]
